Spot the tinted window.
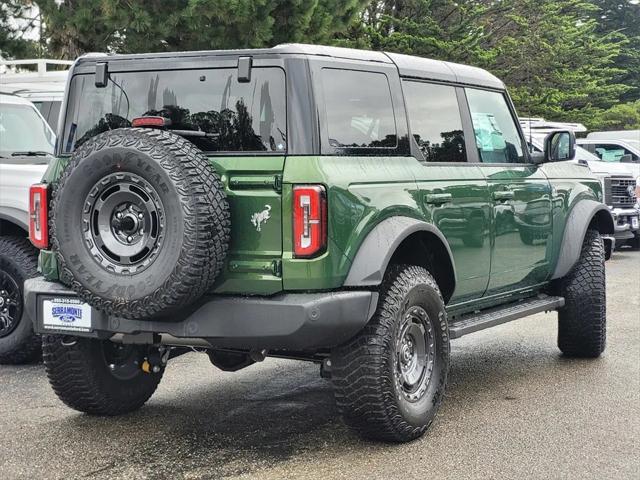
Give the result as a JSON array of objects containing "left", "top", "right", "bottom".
[
  {"left": 466, "top": 88, "right": 524, "bottom": 163},
  {"left": 63, "top": 68, "right": 286, "bottom": 154},
  {"left": 322, "top": 69, "right": 397, "bottom": 149},
  {"left": 403, "top": 81, "right": 466, "bottom": 162}
]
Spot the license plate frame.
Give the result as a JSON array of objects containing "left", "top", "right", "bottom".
[
  {"left": 42, "top": 297, "right": 93, "bottom": 333},
  {"left": 632, "top": 216, "right": 639, "bottom": 230}
]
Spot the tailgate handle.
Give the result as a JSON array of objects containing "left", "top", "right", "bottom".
[{"left": 424, "top": 193, "right": 452, "bottom": 205}]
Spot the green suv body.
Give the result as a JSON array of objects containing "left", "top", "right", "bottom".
[{"left": 24, "top": 44, "right": 613, "bottom": 442}]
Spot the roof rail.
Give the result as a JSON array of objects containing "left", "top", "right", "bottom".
[{"left": 0, "top": 59, "right": 73, "bottom": 76}]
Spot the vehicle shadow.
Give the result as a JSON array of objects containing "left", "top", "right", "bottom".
[{"left": 44, "top": 335, "right": 598, "bottom": 478}]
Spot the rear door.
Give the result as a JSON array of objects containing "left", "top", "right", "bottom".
[
  {"left": 464, "top": 88, "right": 553, "bottom": 295},
  {"left": 404, "top": 80, "right": 491, "bottom": 304}
]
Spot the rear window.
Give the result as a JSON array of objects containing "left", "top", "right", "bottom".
[
  {"left": 321, "top": 69, "right": 397, "bottom": 149},
  {"left": 62, "top": 67, "right": 287, "bottom": 154}
]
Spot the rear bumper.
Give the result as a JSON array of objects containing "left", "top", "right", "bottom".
[{"left": 24, "top": 277, "right": 378, "bottom": 350}]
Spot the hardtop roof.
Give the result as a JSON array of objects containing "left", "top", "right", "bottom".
[{"left": 74, "top": 43, "right": 504, "bottom": 89}]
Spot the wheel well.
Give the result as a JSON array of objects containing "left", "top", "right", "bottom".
[
  {"left": 0, "top": 219, "right": 28, "bottom": 238},
  {"left": 589, "top": 209, "right": 614, "bottom": 235},
  {"left": 387, "top": 231, "right": 455, "bottom": 303}
]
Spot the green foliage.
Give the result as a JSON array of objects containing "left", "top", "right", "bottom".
[
  {"left": 589, "top": 0, "right": 640, "bottom": 102},
  {"left": 0, "top": 1, "right": 39, "bottom": 59},
  {"left": 0, "top": 0, "right": 636, "bottom": 131},
  {"left": 477, "top": 0, "right": 628, "bottom": 125},
  {"left": 345, "top": 0, "right": 634, "bottom": 130},
  {"left": 594, "top": 101, "right": 640, "bottom": 130}
]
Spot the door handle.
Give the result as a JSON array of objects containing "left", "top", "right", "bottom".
[
  {"left": 424, "top": 193, "right": 452, "bottom": 205},
  {"left": 492, "top": 191, "right": 515, "bottom": 201}
]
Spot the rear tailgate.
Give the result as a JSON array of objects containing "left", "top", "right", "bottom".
[{"left": 210, "top": 156, "right": 284, "bottom": 295}]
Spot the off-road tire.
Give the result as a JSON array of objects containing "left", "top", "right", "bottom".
[
  {"left": 42, "top": 335, "right": 163, "bottom": 415},
  {"left": 557, "top": 229, "right": 606, "bottom": 357},
  {"left": 51, "top": 128, "right": 230, "bottom": 319},
  {"left": 0, "top": 236, "right": 40, "bottom": 364},
  {"left": 331, "top": 265, "right": 450, "bottom": 442}
]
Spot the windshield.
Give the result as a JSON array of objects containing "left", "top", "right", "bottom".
[
  {"left": 62, "top": 67, "right": 287, "bottom": 154},
  {"left": 0, "top": 104, "right": 55, "bottom": 157}
]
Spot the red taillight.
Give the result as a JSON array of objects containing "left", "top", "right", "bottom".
[
  {"left": 131, "top": 116, "right": 171, "bottom": 128},
  {"left": 29, "top": 184, "right": 49, "bottom": 249},
  {"left": 293, "top": 185, "right": 327, "bottom": 258}
]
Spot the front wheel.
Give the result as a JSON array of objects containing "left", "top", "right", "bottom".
[
  {"left": 557, "top": 229, "right": 606, "bottom": 357},
  {"left": 43, "top": 335, "right": 164, "bottom": 415},
  {"left": 331, "top": 265, "right": 450, "bottom": 442}
]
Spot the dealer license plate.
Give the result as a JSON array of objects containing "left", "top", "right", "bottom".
[{"left": 42, "top": 298, "right": 92, "bottom": 333}]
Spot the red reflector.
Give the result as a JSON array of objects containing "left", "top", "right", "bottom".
[
  {"left": 131, "top": 116, "right": 170, "bottom": 128},
  {"left": 29, "top": 184, "right": 49, "bottom": 249},
  {"left": 293, "top": 185, "right": 327, "bottom": 258}
]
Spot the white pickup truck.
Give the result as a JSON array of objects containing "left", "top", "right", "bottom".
[{"left": 0, "top": 93, "right": 52, "bottom": 363}]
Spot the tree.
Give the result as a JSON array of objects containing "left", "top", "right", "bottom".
[
  {"left": 334, "top": 0, "right": 488, "bottom": 64},
  {"left": 0, "top": 1, "right": 39, "bottom": 59},
  {"left": 24, "top": 0, "right": 370, "bottom": 58},
  {"left": 589, "top": 0, "right": 640, "bottom": 102},
  {"left": 475, "top": 0, "right": 629, "bottom": 127}
]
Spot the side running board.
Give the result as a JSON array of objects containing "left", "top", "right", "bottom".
[{"left": 449, "top": 294, "right": 565, "bottom": 339}]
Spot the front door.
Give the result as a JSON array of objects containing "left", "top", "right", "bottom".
[
  {"left": 464, "top": 87, "right": 553, "bottom": 295},
  {"left": 403, "top": 80, "right": 491, "bottom": 304}
]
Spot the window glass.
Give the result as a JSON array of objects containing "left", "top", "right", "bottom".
[
  {"left": 322, "top": 69, "right": 397, "bottom": 149},
  {"left": 0, "top": 104, "right": 55, "bottom": 155},
  {"left": 63, "top": 68, "right": 287, "bottom": 154},
  {"left": 594, "top": 144, "right": 637, "bottom": 162},
  {"left": 466, "top": 88, "right": 524, "bottom": 163},
  {"left": 403, "top": 81, "right": 466, "bottom": 162}
]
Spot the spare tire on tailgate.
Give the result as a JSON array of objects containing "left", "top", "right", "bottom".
[{"left": 52, "top": 128, "right": 230, "bottom": 319}]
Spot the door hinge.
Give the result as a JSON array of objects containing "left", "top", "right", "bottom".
[
  {"left": 271, "top": 259, "right": 283, "bottom": 277},
  {"left": 273, "top": 174, "right": 283, "bottom": 193}
]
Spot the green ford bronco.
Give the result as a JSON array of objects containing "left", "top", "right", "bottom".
[{"left": 24, "top": 44, "right": 613, "bottom": 442}]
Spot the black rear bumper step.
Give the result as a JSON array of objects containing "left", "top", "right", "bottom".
[{"left": 449, "top": 294, "right": 565, "bottom": 339}]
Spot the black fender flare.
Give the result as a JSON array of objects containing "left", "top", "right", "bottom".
[
  {"left": 552, "top": 199, "right": 614, "bottom": 280},
  {"left": 344, "top": 216, "right": 457, "bottom": 290}
]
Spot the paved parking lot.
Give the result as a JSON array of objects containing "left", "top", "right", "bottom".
[{"left": 1, "top": 250, "right": 638, "bottom": 480}]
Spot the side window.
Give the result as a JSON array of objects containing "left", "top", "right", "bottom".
[
  {"left": 466, "top": 88, "right": 524, "bottom": 163},
  {"left": 594, "top": 144, "right": 637, "bottom": 162},
  {"left": 403, "top": 81, "right": 466, "bottom": 162},
  {"left": 321, "top": 69, "right": 397, "bottom": 149}
]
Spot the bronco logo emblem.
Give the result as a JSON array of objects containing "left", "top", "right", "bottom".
[{"left": 251, "top": 204, "right": 272, "bottom": 232}]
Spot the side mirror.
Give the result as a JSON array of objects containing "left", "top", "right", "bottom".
[
  {"left": 620, "top": 154, "right": 635, "bottom": 163},
  {"left": 544, "top": 130, "right": 576, "bottom": 163}
]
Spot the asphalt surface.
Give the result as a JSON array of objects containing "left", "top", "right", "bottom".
[{"left": 1, "top": 251, "right": 639, "bottom": 480}]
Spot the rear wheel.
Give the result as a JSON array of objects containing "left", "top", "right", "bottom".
[
  {"left": 331, "top": 265, "right": 449, "bottom": 442},
  {"left": 42, "top": 335, "right": 164, "bottom": 415},
  {"left": 0, "top": 236, "right": 40, "bottom": 364},
  {"left": 557, "top": 229, "right": 606, "bottom": 357}
]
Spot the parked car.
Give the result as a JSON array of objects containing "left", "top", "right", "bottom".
[
  {"left": 577, "top": 131, "right": 640, "bottom": 179},
  {"left": 0, "top": 59, "right": 72, "bottom": 132},
  {"left": 24, "top": 45, "right": 613, "bottom": 442},
  {"left": 0, "top": 93, "right": 53, "bottom": 363}
]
